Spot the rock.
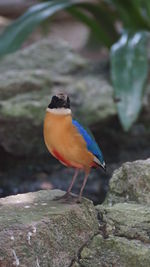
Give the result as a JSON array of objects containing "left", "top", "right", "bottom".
[
  {"left": 97, "top": 203, "right": 150, "bottom": 243},
  {"left": 71, "top": 159, "right": 150, "bottom": 267},
  {"left": 105, "top": 158, "right": 150, "bottom": 205},
  {"left": 0, "top": 185, "right": 150, "bottom": 266},
  {"left": 75, "top": 203, "right": 150, "bottom": 267},
  {"left": 0, "top": 38, "right": 115, "bottom": 156},
  {"left": 0, "top": 189, "right": 99, "bottom": 267},
  {"left": 78, "top": 234, "right": 150, "bottom": 267}
]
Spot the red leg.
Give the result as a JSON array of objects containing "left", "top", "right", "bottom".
[
  {"left": 67, "top": 168, "right": 79, "bottom": 194},
  {"left": 54, "top": 169, "right": 79, "bottom": 200},
  {"left": 77, "top": 170, "right": 90, "bottom": 203}
]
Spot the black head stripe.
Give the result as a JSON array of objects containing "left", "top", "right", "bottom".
[{"left": 48, "top": 95, "right": 70, "bottom": 109}]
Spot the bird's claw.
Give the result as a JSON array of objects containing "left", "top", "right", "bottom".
[
  {"left": 54, "top": 192, "right": 74, "bottom": 202},
  {"left": 54, "top": 192, "right": 83, "bottom": 204}
]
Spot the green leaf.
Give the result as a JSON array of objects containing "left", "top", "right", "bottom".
[
  {"left": 0, "top": 0, "right": 78, "bottom": 57},
  {"left": 111, "top": 31, "right": 148, "bottom": 131}
]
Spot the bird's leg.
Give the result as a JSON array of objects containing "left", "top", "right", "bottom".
[
  {"left": 77, "top": 170, "right": 90, "bottom": 203},
  {"left": 66, "top": 168, "right": 79, "bottom": 196},
  {"left": 54, "top": 168, "right": 79, "bottom": 201}
]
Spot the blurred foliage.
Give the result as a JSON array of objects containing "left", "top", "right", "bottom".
[
  {"left": 0, "top": 0, "right": 149, "bottom": 131},
  {"left": 111, "top": 31, "right": 148, "bottom": 131}
]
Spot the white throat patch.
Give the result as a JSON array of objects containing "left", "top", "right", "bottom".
[{"left": 46, "top": 108, "right": 71, "bottom": 115}]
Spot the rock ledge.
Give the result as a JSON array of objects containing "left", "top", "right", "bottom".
[{"left": 0, "top": 189, "right": 98, "bottom": 267}]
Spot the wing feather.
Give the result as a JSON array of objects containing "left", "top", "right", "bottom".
[{"left": 72, "top": 119, "right": 105, "bottom": 167}]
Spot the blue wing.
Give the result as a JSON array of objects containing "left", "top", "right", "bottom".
[{"left": 72, "top": 119, "right": 105, "bottom": 166}]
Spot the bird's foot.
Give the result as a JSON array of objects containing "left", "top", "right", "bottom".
[
  {"left": 54, "top": 192, "right": 83, "bottom": 204},
  {"left": 68, "top": 195, "right": 82, "bottom": 204},
  {"left": 54, "top": 192, "right": 75, "bottom": 202},
  {"left": 76, "top": 197, "right": 82, "bottom": 203}
]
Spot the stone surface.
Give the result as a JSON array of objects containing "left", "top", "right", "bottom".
[
  {"left": 73, "top": 203, "right": 150, "bottom": 267},
  {"left": 0, "top": 189, "right": 99, "bottom": 267},
  {"left": 78, "top": 234, "right": 150, "bottom": 267},
  {"left": 70, "top": 159, "right": 150, "bottom": 267},
  {"left": 97, "top": 203, "right": 150, "bottom": 244},
  {"left": 105, "top": 158, "right": 150, "bottom": 205}
]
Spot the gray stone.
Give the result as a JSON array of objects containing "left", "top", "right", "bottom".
[
  {"left": 0, "top": 189, "right": 99, "bottom": 267},
  {"left": 105, "top": 158, "right": 150, "bottom": 205}
]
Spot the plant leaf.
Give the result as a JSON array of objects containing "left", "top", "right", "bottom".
[
  {"left": 111, "top": 31, "right": 148, "bottom": 131},
  {"left": 0, "top": 0, "right": 78, "bottom": 58}
]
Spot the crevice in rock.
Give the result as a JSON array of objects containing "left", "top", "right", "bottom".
[
  {"left": 69, "top": 231, "right": 100, "bottom": 267},
  {"left": 97, "top": 209, "right": 109, "bottom": 239}
]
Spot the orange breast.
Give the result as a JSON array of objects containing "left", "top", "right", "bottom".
[{"left": 43, "top": 111, "right": 94, "bottom": 170}]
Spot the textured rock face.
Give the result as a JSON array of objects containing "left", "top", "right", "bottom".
[
  {"left": 78, "top": 234, "right": 150, "bottom": 267},
  {"left": 97, "top": 203, "right": 150, "bottom": 243},
  {"left": 72, "top": 158, "right": 150, "bottom": 267},
  {"left": 73, "top": 203, "right": 150, "bottom": 267},
  {"left": 76, "top": 158, "right": 150, "bottom": 267},
  {"left": 0, "top": 189, "right": 99, "bottom": 267},
  {"left": 105, "top": 158, "right": 150, "bottom": 205}
]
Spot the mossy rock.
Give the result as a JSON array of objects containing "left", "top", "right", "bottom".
[
  {"left": 75, "top": 202, "right": 150, "bottom": 267},
  {"left": 78, "top": 234, "right": 150, "bottom": 267},
  {"left": 0, "top": 189, "right": 99, "bottom": 267}
]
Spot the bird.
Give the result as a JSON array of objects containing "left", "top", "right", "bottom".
[{"left": 43, "top": 93, "right": 106, "bottom": 202}]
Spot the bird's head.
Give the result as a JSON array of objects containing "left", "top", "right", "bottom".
[{"left": 48, "top": 94, "right": 70, "bottom": 109}]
